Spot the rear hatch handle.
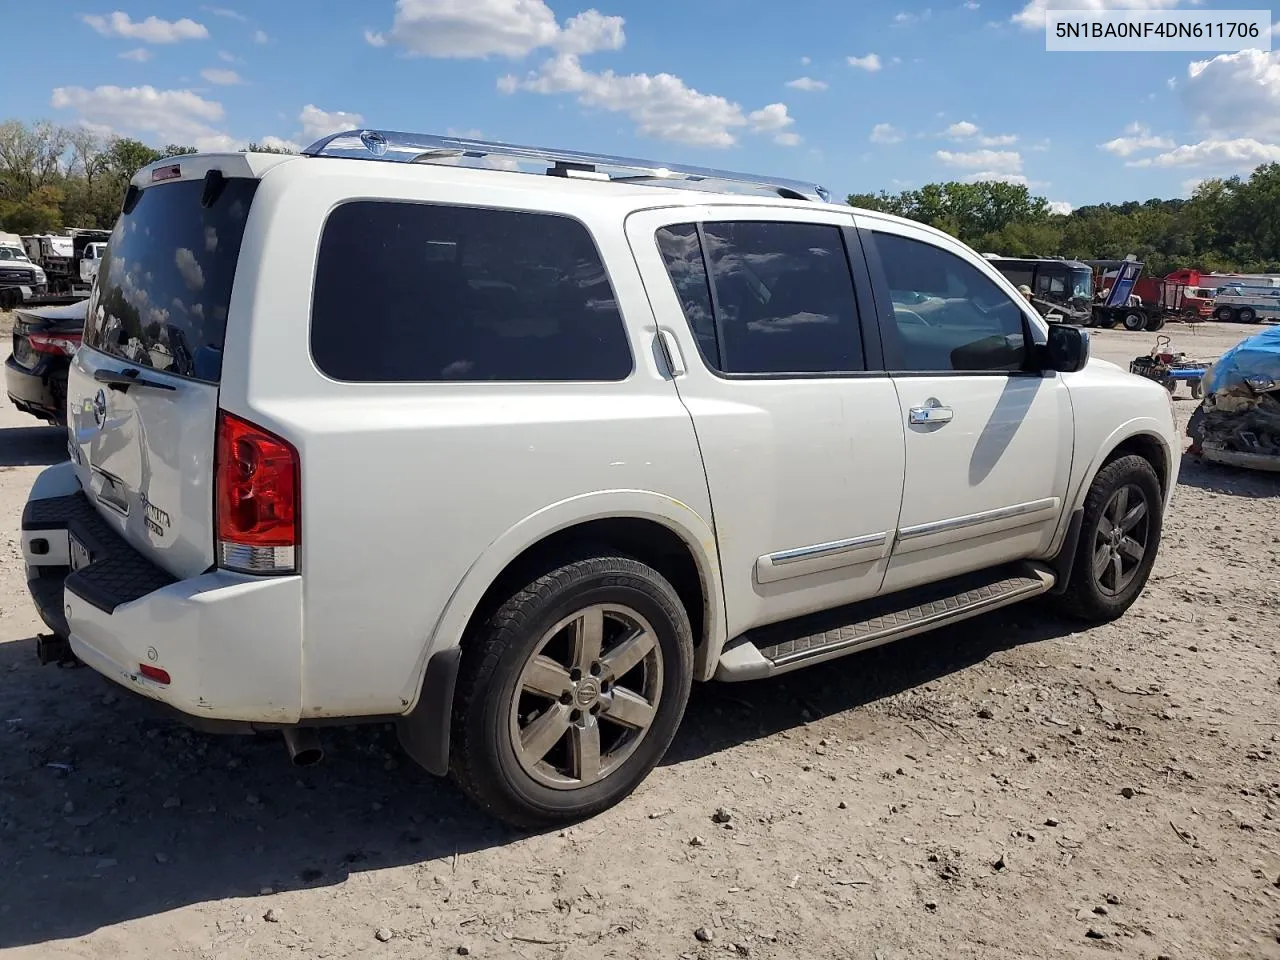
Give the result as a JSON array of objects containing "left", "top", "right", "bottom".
[{"left": 93, "top": 367, "right": 176, "bottom": 392}]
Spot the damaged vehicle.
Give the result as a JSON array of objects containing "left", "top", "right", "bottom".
[{"left": 1187, "top": 325, "right": 1280, "bottom": 471}]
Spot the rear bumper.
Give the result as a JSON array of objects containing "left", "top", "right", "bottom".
[
  {"left": 5, "top": 353, "right": 66, "bottom": 423},
  {"left": 22, "top": 463, "right": 304, "bottom": 724}
]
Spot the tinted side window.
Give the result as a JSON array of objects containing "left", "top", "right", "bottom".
[
  {"left": 655, "top": 224, "right": 719, "bottom": 369},
  {"left": 875, "top": 232, "right": 1027, "bottom": 373},
  {"left": 311, "top": 202, "right": 632, "bottom": 382},
  {"left": 657, "top": 221, "right": 864, "bottom": 375}
]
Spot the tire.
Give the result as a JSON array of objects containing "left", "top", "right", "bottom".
[
  {"left": 1215, "top": 306, "right": 1234, "bottom": 322},
  {"left": 449, "top": 554, "right": 694, "bottom": 829},
  {"left": 1239, "top": 307, "right": 1257, "bottom": 324},
  {"left": 1190, "top": 379, "right": 1204, "bottom": 400},
  {"left": 1052, "top": 454, "right": 1163, "bottom": 624},
  {"left": 1144, "top": 313, "right": 1166, "bottom": 332},
  {"left": 1096, "top": 312, "right": 1118, "bottom": 329},
  {"left": 1122, "top": 311, "right": 1147, "bottom": 331}
]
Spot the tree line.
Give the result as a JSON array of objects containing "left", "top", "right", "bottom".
[
  {"left": 4, "top": 116, "right": 1279, "bottom": 276},
  {"left": 0, "top": 119, "right": 293, "bottom": 234},
  {"left": 848, "top": 165, "right": 1280, "bottom": 276}
]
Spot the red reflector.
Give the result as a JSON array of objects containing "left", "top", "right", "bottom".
[
  {"left": 27, "top": 332, "right": 82, "bottom": 356},
  {"left": 139, "top": 664, "right": 171, "bottom": 685},
  {"left": 152, "top": 164, "right": 182, "bottom": 181},
  {"left": 215, "top": 411, "right": 300, "bottom": 573}
]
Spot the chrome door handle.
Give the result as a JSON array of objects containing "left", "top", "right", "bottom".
[{"left": 909, "top": 398, "right": 953, "bottom": 425}]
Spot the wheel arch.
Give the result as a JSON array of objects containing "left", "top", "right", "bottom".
[
  {"left": 410, "top": 491, "right": 725, "bottom": 710},
  {"left": 1071, "top": 423, "right": 1175, "bottom": 515}
]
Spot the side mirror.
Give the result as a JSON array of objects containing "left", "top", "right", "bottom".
[{"left": 1045, "top": 323, "right": 1090, "bottom": 373}]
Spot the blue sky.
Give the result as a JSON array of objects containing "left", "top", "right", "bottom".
[{"left": 2, "top": 1, "right": 1278, "bottom": 212}]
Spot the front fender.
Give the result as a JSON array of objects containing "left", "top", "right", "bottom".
[
  {"left": 403, "top": 488, "right": 726, "bottom": 713},
  {"left": 1070, "top": 418, "right": 1179, "bottom": 514}
]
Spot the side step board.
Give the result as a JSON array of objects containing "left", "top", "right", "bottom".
[{"left": 715, "top": 563, "right": 1055, "bottom": 681}]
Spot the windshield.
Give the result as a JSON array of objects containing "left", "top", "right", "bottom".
[
  {"left": 1070, "top": 268, "right": 1093, "bottom": 300},
  {"left": 0, "top": 247, "right": 30, "bottom": 261}
]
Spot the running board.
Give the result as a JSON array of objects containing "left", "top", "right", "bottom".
[{"left": 715, "top": 563, "right": 1055, "bottom": 681}]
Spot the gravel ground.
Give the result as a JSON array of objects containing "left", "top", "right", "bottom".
[{"left": 0, "top": 318, "right": 1277, "bottom": 960}]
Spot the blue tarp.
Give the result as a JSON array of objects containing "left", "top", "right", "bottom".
[{"left": 1203, "top": 324, "right": 1280, "bottom": 394}]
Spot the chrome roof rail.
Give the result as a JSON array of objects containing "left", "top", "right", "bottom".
[{"left": 301, "top": 129, "right": 830, "bottom": 203}]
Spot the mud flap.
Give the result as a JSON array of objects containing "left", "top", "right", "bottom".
[{"left": 396, "top": 646, "right": 462, "bottom": 777}]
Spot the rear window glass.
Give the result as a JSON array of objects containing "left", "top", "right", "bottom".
[
  {"left": 84, "top": 176, "right": 259, "bottom": 382},
  {"left": 310, "top": 201, "right": 632, "bottom": 382}
]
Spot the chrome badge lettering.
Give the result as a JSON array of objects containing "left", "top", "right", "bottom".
[{"left": 139, "top": 492, "right": 172, "bottom": 537}]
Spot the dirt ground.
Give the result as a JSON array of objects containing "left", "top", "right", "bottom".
[{"left": 1, "top": 317, "right": 1277, "bottom": 960}]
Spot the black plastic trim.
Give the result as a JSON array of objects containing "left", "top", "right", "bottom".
[
  {"left": 395, "top": 646, "right": 463, "bottom": 777},
  {"left": 1048, "top": 507, "right": 1085, "bottom": 596}
]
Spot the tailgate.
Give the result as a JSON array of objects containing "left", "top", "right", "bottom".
[{"left": 67, "top": 170, "right": 262, "bottom": 580}]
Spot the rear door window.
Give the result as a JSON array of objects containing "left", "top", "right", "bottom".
[
  {"left": 655, "top": 220, "right": 865, "bottom": 375},
  {"left": 84, "top": 177, "right": 259, "bottom": 382},
  {"left": 310, "top": 202, "right": 633, "bottom": 382}
]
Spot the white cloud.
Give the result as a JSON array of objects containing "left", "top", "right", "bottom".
[
  {"left": 936, "top": 148, "right": 1023, "bottom": 173},
  {"left": 217, "top": 50, "right": 243, "bottom": 63},
  {"left": 1128, "top": 138, "right": 1280, "bottom": 169},
  {"left": 253, "top": 29, "right": 269, "bottom": 44},
  {"left": 175, "top": 248, "right": 204, "bottom": 291},
  {"left": 944, "top": 120, "right": 1017, "bottom": 146},
  {"left": 256, "top": 135, "right": 302, "bottom": 152},
  {"left": 1047, "top": 200, "right": 1072, "bottom": 215},
  {"left": 200, "top": 68, "right": 243, "bottom": 85},
  {"left": 1181, "top": 177, "right": 1206, "bottom": 195},
  {"left": 774, "top": 132, "right": 802, "bottom": 147},
  {"left": 81, "top": 11, "right": 209, "bottom": 43},
  {"left": 119, "top": 48, "right": 151, "bottom": 62},
  {"left": 894, "top": 8, "right": 933, "bottom": 24},
  {"left": 202, "top": 6, "right": 247, "bottom": 21},
  {"left": 51, "top": 85, "right": 225, "bottom": 145},
  {"left": 1099, "top": 123, "right": 1175, "bottom": 156},
  {"left": 299, "top": 104, "right": 366, "bottom": 139},
  {"left": 800, "top": 55, "right": 812, "bottom": 66},
  {"left": 964, "top": 0, "right": 980, "bottom": 8},
  {"left": 786, "top": 76, "right": 828, "bottom": 91},
  {"left": 501, "top": 53, "right": 798, "bottom": 148},
  {"left": 962, "top": 172, "right": 1035, "bottom": 186},
  {"left": 871, "top": 123, "right": 904, "bottom": 144},
  {"left": 1182, "top": 50, "right": 1280, "bottom": 139},
  {"left": 367, "top": 0, "right": 624, "bottom": 58},
  {"left": 1013, "top": 0, "right": 1182, "bottom": 30},
  {"left": 847, "top": 53, "right": 882, "bottom": 71}
]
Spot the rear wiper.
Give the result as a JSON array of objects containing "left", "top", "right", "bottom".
[{"left": 93, "top": 368, "right": 176, "bottom": 392}]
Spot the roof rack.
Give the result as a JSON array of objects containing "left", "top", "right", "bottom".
[{"left": 301, "top": 129, "right": 831, "bottom": 203}]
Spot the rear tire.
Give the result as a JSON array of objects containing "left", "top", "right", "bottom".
[
  {"left": 1215, "top": 306, "right": 1234, "bottom": 322},
  {"left": 449, "top": 554, "right": 694, "bottom": 830},
  {"left": 1051, "top": 455, "right": 1162, "bottom": 625},
  {"left": 1122, "top": 311, "right": 1147, "bottom": 331},
  {"left": 1144, "top": 313, "right": 1166, "bottom": 332},
  {"left": 1096, "top": 312, "right": 1118, "bottom": 329},
  {"left": 1239, "top": 307, "right": 1258, "bottom": 324}
]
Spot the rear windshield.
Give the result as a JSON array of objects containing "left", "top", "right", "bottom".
[{"left": 83, "top": 176, "right": 259, "bottom": 382}]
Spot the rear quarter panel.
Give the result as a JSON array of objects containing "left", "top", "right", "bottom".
[{"left": 219, "top": 162, "right": 719, "bottom": 718}]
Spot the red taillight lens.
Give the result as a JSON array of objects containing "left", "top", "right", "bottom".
[
  {"left": 214, "top": 411, "right": 300, "bottom": 575},
  {"left": 27, "top": 332, "right": 81, "bottom": 356}
]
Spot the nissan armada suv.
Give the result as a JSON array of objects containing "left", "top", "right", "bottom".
[{"left": 20, "top": 131, "right": 1180, "bottom": 828}]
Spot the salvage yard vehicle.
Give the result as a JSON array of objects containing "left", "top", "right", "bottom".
[
  {"left": 0, "top": 239, "right": 47, "bottom": 308},
  {"left": 20, "top": 131, "right": 1181, "bottom": 828},
  {"left": 1187, "top": 325, "right": 1280, "bottom": 471},
  {"left": 983, "top": 254, "right": 1094, "bottom": 324},
  {"left": 4, "top": 299, "right": 88, "bottom": 425},
  {"left": 1211, "top": 283, "right": 1280, "bottom": 324}
]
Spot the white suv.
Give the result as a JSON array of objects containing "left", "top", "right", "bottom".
[{"left": 21, "top": 131, "right": 1179, "bottom": 828}]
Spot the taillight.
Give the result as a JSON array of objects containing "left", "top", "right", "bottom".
[
  {"left": 214, "top": 411, "right": 300, "bottom": 575},
  {"left": 27, "top": 331, "right": 81, "bottom": 356}
]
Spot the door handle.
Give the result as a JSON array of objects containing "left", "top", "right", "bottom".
[{"left": 909, "top": 398, "right": 953, "bottom": 425}]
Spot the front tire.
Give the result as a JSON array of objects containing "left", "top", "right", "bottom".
[
  {"left": 1123, "top": 311, "right": 1147, "bottom": 331},
  {"left": 1215, "top": 306, "right": 1234, "bottom": 322},
  {"left": 1052, "top": 455, "right": 1163, "bottom": 624},
  {"left": 449, "top": 554, "right": 694, "bottom": 829}
]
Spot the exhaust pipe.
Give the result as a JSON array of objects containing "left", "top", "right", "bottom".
[{"left": 282, "top": 727, "right": 323, "bottom": 767}]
